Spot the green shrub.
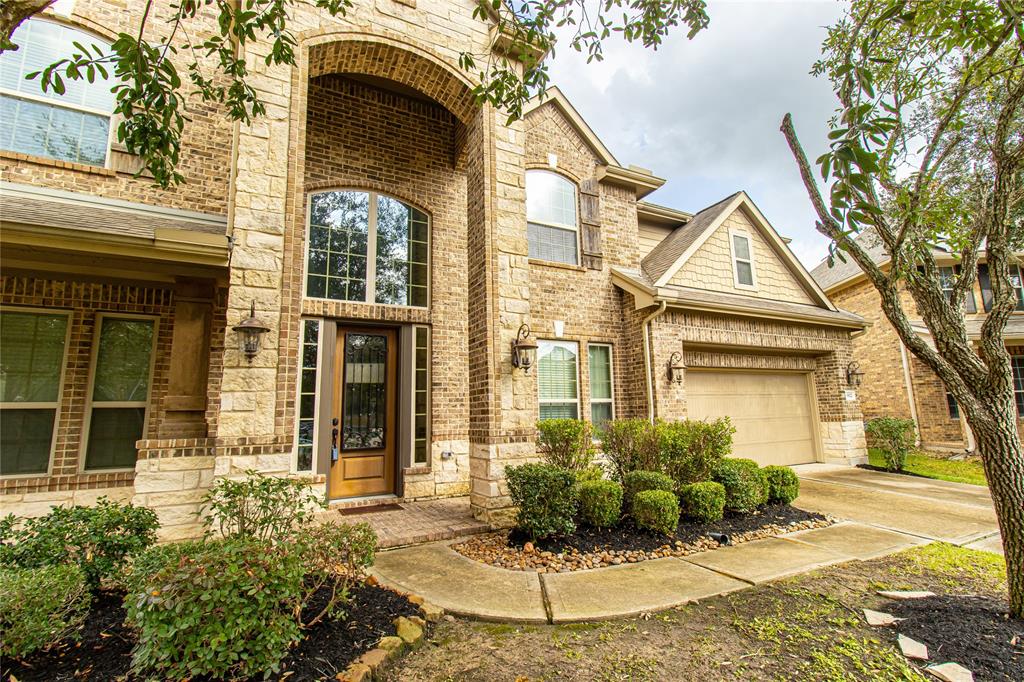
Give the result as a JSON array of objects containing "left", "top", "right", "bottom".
[
  {"left": 865, "top": 417, "right": 916, "bottom": 472},
  {"left": 289, "top": 522, "right": 378, "bottom": 627},
  {"left": 0, "top": 498, "right": 158, "bottom": 591},
  {"left": 622, "top": 470, "right": 675, "bottom": 512},
  {"left": 678, "top": 481, "right": 726, "bottom": 523},
  {"left": 631, "top": 490, "right": 680, "bottom": 535},
  {"left": 536, "top": 419, "right": 595, "bottom": 472},
  {"left": 577, "top": 480, "right": 623, "bottom": 528},
  {"left": 600, "top": 419, "right": 662, "bottom": 481},
  {"left": 0, "top": 565, "right": 89, "bottom": 659},
  {"left": 762, "top": 466, "right": 800, "bottom": 504},
  {"left": 658, "top": 418, "right": 735, "bottom": 487},
  {"left": 202, "top": 470, "right": 326, "bottom": 542},
  {"left": 127, "top": 537, "right": 305, "bottom": 680},
  {"left": 506, "top": 463, "right": 578, "bottom": 541},
  {"left": 574, "top": 465, "right": 606, "bottom": 484},
  {"left": 712, "top": 458, "right": 769, "bottom": 512}
]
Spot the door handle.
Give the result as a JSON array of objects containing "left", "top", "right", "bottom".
[{"left": 331, "top": 418, "right": 339, "bottom": 463}]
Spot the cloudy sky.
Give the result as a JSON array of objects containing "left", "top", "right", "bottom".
[{"left": 546, "top": 0, "right": 845, "bottom": 270}]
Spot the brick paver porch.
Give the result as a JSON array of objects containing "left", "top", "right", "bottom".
[{"left": 321, "top": 496, "right": 492, "bottom": 549}]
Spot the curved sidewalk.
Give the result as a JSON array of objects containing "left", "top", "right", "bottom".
[{"left": 371, "top": 522, "right": 925, "bottom": 623}]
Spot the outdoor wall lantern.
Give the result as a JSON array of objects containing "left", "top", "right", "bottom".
[
  {"left": 668, "top": 352, "right": 685, "bottom": 384},
  {"left": 233, "top": 301, "right": 271, "bottom": 363},
  {"left": 511, "top": 324, "right": 538, "bottom": 373},
  {"left": 846, "top": 361, "right": 865, "bottom": 388}
]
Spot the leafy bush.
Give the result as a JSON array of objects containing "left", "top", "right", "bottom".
[
  {"left": 865, "top": 417, "right": 916, "bottom": 472},
  {"left": 631, "top": 490, "right": 680, "bottom": 535},
  {"left": 573, "top": 465, "right": 606, "bottom": 484},
  {"left": 127, "top": 537, "right": 305, "bottom": 680},
  {"left": 678, "top": 481, "right": 726, "bottom": 523},
  {"left": 577, "top": 480, "right": 623, "bottom": 528},
  {"left": 289, "top": 522, "right": 377, "bottom": 627},
  {"left": 658, "top": 418, "right": 735, "bottom": 487},
  {"left": 506, "top": 463, "right": 578, "bottom": 541},
  {"left": 600, "top": 418, "right": 662, "bottom": 481},
  {"left": 0, "top": 565, "right": 89, "bottom": 659},
  {"left": 202, "top": 469, "right": 325, "bottom": 542},
  {"left": 762, "top": 465, "right": 800, "bottom": 504},
  {"left": 536, "top": 419, "right": 595, "bottom": 472},
  {"left": 0, "top": 498, "right": 158, "bottom": 591},
  {"left": 622, "top": 470, "right": 675, "bottom": 512},
  {"left": 712, "top": 458, "right": 769, "bottom": 512}
]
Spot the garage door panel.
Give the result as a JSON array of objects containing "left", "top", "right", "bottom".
[{"left": 686, "top": 371, "right": 817, "bottom": 466}]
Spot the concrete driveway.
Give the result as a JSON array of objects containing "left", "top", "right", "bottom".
[{"left": 792, "top": 464, "right": 1002, "bottom": 554}]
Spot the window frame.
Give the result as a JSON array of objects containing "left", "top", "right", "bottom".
[
  {"left": 303, "top": 189, "right": 431, "bottom": 309},
  {"left": 292, "top": 318, "right": 323, "bottom": 473},
  {"left": 525, "top": 169, "right": 581, "bottom": 266},
  {"left": 937, "top": 265, "right": 977, "bottom": 313},
  {"left": 79, "top": 312, "right": 159, "bottom": 473},
  {"left": 587, "top": 342, "right": 615, "bottom": 426},
  {"left": 728, "top": 227, "right": 758, "bottom": 290},
  {"left": 0, "top": 306, "right": 72, "bottom": 478},
  {"left": 1013, "top": 355, "right": 1024, "bottom": 417},
  {"left": 0, "top": 18, "right": 115, "bottom": 168},
  {"left": 537, "top": 339, "right": 581, "bottom": 420},
  {"left": 409, "top": 325, "right": 431, "bottom": 467},
  {"left": 945, "top": 391, "right": 960, "bottom": 420}
]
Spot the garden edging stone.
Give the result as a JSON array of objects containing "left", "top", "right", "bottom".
[{"left": 336, "top": 592, "right": 440, "bottom": 681}]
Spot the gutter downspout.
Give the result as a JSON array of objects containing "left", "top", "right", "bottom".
[{"left": 641, "top": 300, "right": 667, "bottom": 424}]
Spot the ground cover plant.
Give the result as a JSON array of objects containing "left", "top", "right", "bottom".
[{"left": 864, "top": 449, "right": 988, "bottom": 487}]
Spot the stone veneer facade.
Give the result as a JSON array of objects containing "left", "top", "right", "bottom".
[{"left": 1, "top": 0, "right": 868, "bottom": 537}]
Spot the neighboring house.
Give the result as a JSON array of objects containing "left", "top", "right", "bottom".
[
  {"left": 0, "top": 0, "right": 867, "bottom": 539},
  {"left": 811, "top": 231, "right": 1024, "bottom": 452}
]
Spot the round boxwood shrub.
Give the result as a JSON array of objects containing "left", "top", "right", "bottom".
[
  {"left": 631, "top": 490, "right": 680, "bottom": 535},
  {"left": 762, "top": 465, "right": 800, "bottom": 504},
  {"left": 712, "top": 458, "right": 769, "bottom": 512},
  {"left": 0, "top": 564, "right": 89, "bottom": 659},
  {"left": 577, "top": 479, "right": 623, "bottom": 528},
  {"left": 622, "top": 470, "right": 675, "bottom": 511},
  {"left": 678, "top": 481, "right": 726, "bottom": 523},
  {"left": 506, "top": 463, "right": 578, "bottom": 541}
]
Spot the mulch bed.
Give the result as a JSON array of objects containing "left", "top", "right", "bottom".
[
  {"left": 454, "top": 503, "right": 831, "bottom": 572},
  {"left": 1, "top": 583, "right": 421, "bottom": 682},
  {"left": 889, "top": 595, "right": 1024, "bottom": 682},
  {"left": 857, "top": 463, "right": 935, "bottom": 479}
]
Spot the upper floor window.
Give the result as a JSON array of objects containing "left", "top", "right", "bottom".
[
  {"left": 0, "top": 19, "right": 115, "bottom": 166},
  {"left": 1013, "top": 356, "right": 1024, "bottom": 416},
  {"left": 306, "top": 190, "right": 429, "bottom": 308},
  {"left": 938, "top": 266, "right": 977, "bottom": 313},
  {"left": 527, "top": 170, "right": 578, "bottom": 265},
  {"left": 730, "top": 229, "right": 756, "bottom": 288},
  {"left": 978, "top": 263, "right": 1024, "bottom": 313}
]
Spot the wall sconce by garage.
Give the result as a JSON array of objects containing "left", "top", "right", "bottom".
[
  {"left": 846, "top": 361, "right": 865, "bottom": 388},
  {"left": 511, "top": 323, "right": 538, "bottom": 373},
  {"left": 232, "top": 301, "right": 270, "bottom": 363},
  {"left": 668, "top": 352, "right": 685, "bottom": 384}
]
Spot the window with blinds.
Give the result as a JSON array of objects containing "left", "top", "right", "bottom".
[
  {"left": 526, "top": 171, "right": 579, "bottom": 265},
  {"left": 538, "top": 340, "right": 579, "bottom": 420},
  {"left": 588, "top": 343, "right": 614, "bottom": 429}
]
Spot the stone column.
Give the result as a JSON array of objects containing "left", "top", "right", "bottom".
[{"left": 815, "top": 347, "right": 868, "bottom": 463}]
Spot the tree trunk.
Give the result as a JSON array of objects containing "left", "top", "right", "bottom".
[
  {"left": 0, "top": 0, "right": 53, "bottom": 52},
  {"left": 968, "top": 405, "right": 1024, "bottom": 619}
]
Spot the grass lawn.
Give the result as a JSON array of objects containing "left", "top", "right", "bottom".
[
  {"left": 385, "top": 544, "right": 1010, "bottom": 681},
  {"left": 867, "top": 448, "right": 987, "bottom": 486}
]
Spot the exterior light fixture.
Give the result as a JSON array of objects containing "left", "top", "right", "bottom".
[
  {"left": 511, "top": 324, "right": 538, "bottom": 373},
  {"left": 846, "top": 361, "right": 865, "bottom": 388},
  {"left": 668, "top": 351, "right": 685, "bottom": 384},
  {"left": 232, "top": 301, "right": 270, "bottom": 363}
]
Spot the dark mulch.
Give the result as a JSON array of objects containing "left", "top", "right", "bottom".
[
  {"left": 1, "top": 583, "right": 421, "bottom": 682},
  {"left": 510, "top": 503, "right": 828, "bottom": 555},
  {"left": 857, "top": 463, "right": 933, "bottom": 479},
  {"left": 889, "top": 595, "right": 1024, "bottom": 681}
]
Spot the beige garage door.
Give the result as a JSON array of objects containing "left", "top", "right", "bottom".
[{"left": 686, "top": 371, "right": 817, "bottom": 466}]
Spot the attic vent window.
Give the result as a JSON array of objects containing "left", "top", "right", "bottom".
[{"left": 730, "top": 230, "right": 756, "bottom": 288}]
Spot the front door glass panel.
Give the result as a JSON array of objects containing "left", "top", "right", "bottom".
[{"left": 341, "top": 333, "right": 387, "bottom": 450}]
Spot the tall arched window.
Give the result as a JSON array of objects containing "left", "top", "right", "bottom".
[
  {"left": 526, "top": 170, "right": 579, "bottom": 265},
  {"left": 306, "top": 190, "right": 429, "bottom": 307},
  {"left": 0, "top": 19, "right": 115, "bottom": 166}
]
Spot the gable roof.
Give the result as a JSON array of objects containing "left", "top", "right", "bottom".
[
  {"left": 810, "top": 228, "right": 954, "bottom": 293},
  {"left": 524, "top": 87, "right": 619, "bottom": 166},
  {"left": 640, "top": 191, "right": 835, "bottom": 310}
]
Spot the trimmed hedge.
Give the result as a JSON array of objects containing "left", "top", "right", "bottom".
[
  {"left": 622, "top": 470, "right": 675, "bottom": 511},
  {"left": 0, "top": 564, "right": 89, "bottom": 659},
  {"left": 577, "top": 480, "right": 623, "bottom": 528},
  {"left": 658, "top": 418, "right": 735, "bottom": 487},
  {"left": 678, "top": 481, "right": 726, "bottom": 523},
  {"left": 506, "top": 463, "right": 578, "bottom": 541},
  {"left": 536, "top": 419, "right": 595, "bottom": 472},
  {"left": 600, "top": 418, "right": 662, "bottom": 481},
  {"left": 712, "top": 458, "right": 769, "bottom": 512},
  {"left": 762, "top": 465, "right": 800, "bottom": 504},
  {"left": 631, "top": 490, "right": 680, "bottom": 535}
]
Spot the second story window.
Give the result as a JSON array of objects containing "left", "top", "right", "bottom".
[
  {"left": 527, "top": 170, "right": 579, "bottom": 265},
  {"left": 730, "top": 230, "right": 756, "bottom": 288},
  {"left": 1014, "top": 356, "right": 1024, "bottom": 416},
  {"left": 938, "top": 266, "right": 977, "bottom": 313},
  {"left": 0, "top": 19, "right": 115, "bottom": 166}
]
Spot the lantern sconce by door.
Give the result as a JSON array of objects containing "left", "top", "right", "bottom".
[
  {"left": 232, "top": 301, "right": 271, "bottom": 363},
  {"left": 668, "top": 352, "right": 685, "bottom": 384},
  {"left": 846, "top": 361, "right": 865, "bottom": 388},
  {"left": 511, "top": 324, "right": 539, "bottom": 373}
]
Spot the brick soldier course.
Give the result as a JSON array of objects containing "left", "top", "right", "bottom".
[{"left": 2, "top": 0, "right": 869, "bottom": 539}]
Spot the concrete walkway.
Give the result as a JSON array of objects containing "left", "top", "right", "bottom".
[{"left": 370, "top": 466, "right": 1001, "bottom": 623}]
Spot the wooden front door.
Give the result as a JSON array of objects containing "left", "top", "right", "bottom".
[{"left": 329, "top": 327, "right": 397, "bottom": 498}]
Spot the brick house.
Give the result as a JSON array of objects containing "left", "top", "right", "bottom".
[
  {"left": 0, "top": 0, "right": 867, "bottom": 539},
  {"left": 811, "top": 230, "right": 1024, "bottom": 452}
]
